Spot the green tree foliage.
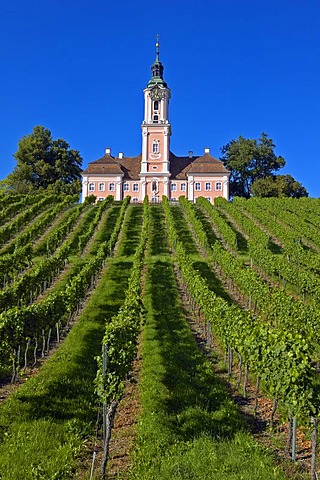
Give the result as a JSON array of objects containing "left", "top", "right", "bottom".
[
  {"left": 8, "top": 126, "right": 82, "bottom": 194},
  {"left": 220, "top": 132, "right": 285, "bottom": 198},
  {"left": 251, "top": 174, "right": 308, "bottom": 198}
]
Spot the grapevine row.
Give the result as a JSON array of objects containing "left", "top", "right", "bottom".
[
  {"left": 95, "top": 196, "right": 149, "bottom": 405},
  {"left": 0, "top": 197, "right": 113, "bottom": 311},
  {"left": 203, "top": 197, "right": 320, "bottom": 300},
  {"left": 194, "top": 196, "right": 238, "bottom": 250},
  {"left": 0, "top": 196, "right": 130, "bottom": 376},
  {"left": 178, "top": 197, "right": 320, "bottom": 349},
  {"left": 162, "top": 196, "right": 315, "bottom": 420},
  {"left": 0, "top": 194, "right": 65, "bottom": 248}
]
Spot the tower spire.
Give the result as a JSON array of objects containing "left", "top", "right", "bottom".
[
  {"left": 155, "top": 34, "right": 160, "bottom": 62},
  {"left": 148, "top": 35, "right": 167, "bottom": 87}
]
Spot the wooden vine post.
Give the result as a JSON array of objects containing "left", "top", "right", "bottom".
[{"left": 311, "top": 416, "right": 318, "bottom": 480}]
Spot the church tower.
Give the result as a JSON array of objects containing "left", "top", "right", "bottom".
[
  {"left": 81, "top": 39, "right": 230, "bottom": 204},
  {"left": 139, "top": 39, "right": 171, "bottom": 202}
]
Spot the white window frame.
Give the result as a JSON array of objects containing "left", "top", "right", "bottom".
[
  {"left": 89, "top": 182, "right": 95, "bottom": 192},
  {"left": 98, "top": 182, "right": 105, "bottom": 192},
  {"left": 170, "top": 182, "right": 177, "bottom": 192},
  {"left": 152, "top": 140, "right": 159, "bottom": 153},
  {"left": 195, "top": 182, "right": 201, "bottom": 191},
  {"left": 109, "top": 182, "right": 115, "bottom": 192},
  {"left": 180, "top": 183, "right": 186, "bottom": 192},
  {"left": 133, "top": 183, "right": 139, "bottom": 192},
  {"left": 123, "top": 182, "right": 130, "bottom": 192},
  {"left": 215, "top": 182, "right": 222, "bottom": 191},
  {"left": 132, "top": 197, "right": 139, "bottom": 203},
  {"left": 205, "top": 182, "right": 212, "bottom": 191}
]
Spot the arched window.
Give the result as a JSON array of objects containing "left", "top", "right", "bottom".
[
  {"left": 89, "top": 182, "right": 95, "bottom": 192},
  {"left": 152, "top": 180, "right": 158, "bottom": 192},
  {"left": 154, "top": 100, "right": 159, "bottom": 110},
  {"left": 152, "top": 140, "right": 159, "bottom": 153}
]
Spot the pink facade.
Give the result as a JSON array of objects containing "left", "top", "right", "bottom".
[{"left": 82, "top": 43, "right": 230, "bottom": 204}]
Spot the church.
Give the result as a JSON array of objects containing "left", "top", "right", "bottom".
[{"left": 81, "top": 42, "right": 230, "bottom": 203}]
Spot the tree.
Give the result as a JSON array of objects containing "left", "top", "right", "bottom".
[
  {"left": 220, "top": 132, "right": 286, "bottom": 198},
  {"left": 251, "top": 174, "right": 308, "bottom": 198},
  {"left": 8, "top": 126, "right": 82, "bottom": 194}
]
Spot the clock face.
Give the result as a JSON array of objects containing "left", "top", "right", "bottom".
[{"left": 150, "top": 87, "right": 164, "bottom": 101}]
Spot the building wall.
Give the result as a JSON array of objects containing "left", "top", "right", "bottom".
[{"left": 82, "top": 175, "right": 229, "bottom": 204}]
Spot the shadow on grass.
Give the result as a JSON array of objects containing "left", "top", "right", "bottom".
[
  {"left": 145, "top": 260, "right": 245, "bottom": 442},
  {"left": 89, "top": 205, "right": 121, "bottom": 256},
  {"left": 192, "top": 260, "right": 234, "bottom": 304},
  {"left": 149, "top": 205, "right": 170, "bottom": 257},
  {"left": 219, "top": 212, "right": 248, "bottom": 253},
  {"left": 117, "top": 205, "right": 144, "bottom": 257},
  {"left": 268, "top": 240, "right": 283, "bottom": 254},
  {"left": 170, "top": 206, "right": 198, "bottom": 255},
  {"left": 193, "top": 206, "right": 218, "bottom": 247}
]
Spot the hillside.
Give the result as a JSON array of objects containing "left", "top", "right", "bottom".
[{"left": 0, "top": 194, "right": 319, "bottom": 479}]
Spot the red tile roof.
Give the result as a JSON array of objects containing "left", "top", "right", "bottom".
[
  {"left": 170, "top": 152, "right": 229, "bottom": 179},
  {"left": 82, "top": 152, "right": 229, "bottom": 180}
]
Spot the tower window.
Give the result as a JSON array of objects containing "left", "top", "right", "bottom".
[
  {"left": 153, "top": 115, "right": 159, "bottom": 123},
  {"left": 152, "top": 140, "right": 159, "bottom": 153},
  {"left": 154, "top": 101, "right": 159, "bottom": 110},
  {"left": 152, "top": 180, "right": 158, "bottom": 192}
]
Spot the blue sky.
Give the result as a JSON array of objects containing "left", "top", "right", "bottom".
[{"left": 0, "top": 0, "right": 319, "bottom": 195}]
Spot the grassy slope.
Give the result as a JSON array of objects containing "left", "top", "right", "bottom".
[{"left": 128, "top": 204, "right": 287, "bottom": 480}]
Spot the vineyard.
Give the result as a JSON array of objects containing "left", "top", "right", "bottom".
[{"left": 0, "top": 193, "right": 320, "bottom": 479}]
